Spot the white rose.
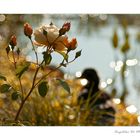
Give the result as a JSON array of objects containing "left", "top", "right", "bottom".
[{"left": 34, "top": 24, "right": 68, "bottom": 52}]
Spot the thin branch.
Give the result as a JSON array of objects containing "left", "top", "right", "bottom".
[
  {"left": 19, "top": 78, "right": 24, "bottom": 101},
  {"left": 34, "top": 60, "right": 64, "bottom": 88},
  {"left": 12, "top": 50, "right": 17, "bottom": 69},
  {"left": 14, "top": 66, "right": 40, "bottom": 121},
  {"left": 14, "top": 60, "right": 44, "bottom": 121},
  {"left": 12, "top": 50, "right": 24, "bottom": 102},
  {"left": 30, "top": 38, "right": 39, "bottom": 65}
]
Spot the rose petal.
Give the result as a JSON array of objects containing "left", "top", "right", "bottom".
[{"left": 34, "top": 29, "right": 49, "bottom": 46}]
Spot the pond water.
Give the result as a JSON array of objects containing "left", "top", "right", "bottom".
[{"left": 37, "top": 15, "right": 140, "bottom": 111}]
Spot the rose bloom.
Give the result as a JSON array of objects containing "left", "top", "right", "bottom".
[{"left": 34, "top": 24, "right": 68, "bottom": 52}]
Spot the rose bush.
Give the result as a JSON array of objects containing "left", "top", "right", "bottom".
[{"left": 0, "top": 21, "right": 81, "bottom": 124}]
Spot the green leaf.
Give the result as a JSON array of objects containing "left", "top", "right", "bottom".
[
  {"left": 38, "top": 81, "right": 49, "bottom": 97},
  {"left": 75, "top": 50, "right": 82, "bottom": 59},
  {"left": 6, "top": 45, "right": 10, "bottom": 55},
  {"left": 11, "top": 92, "right": 19, "bottom": 100},
  {"left": 0, "top": 84, "right": 11, "bottom": 93},
  {"left": 57, "top": 79, "right": 70, "bottom": 93},
  {"left": 16, "top": 62, "right": 30, "bottom": 78},
  {"left": 43, "top": 52, "right": 52, "bottom": 65},
  {"left": 0, "top": 75, "right": 7, "bottom": 81}
]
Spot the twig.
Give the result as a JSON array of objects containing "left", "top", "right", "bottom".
[{"left": 30, "top": 38, "right": 39, "bottom": 65}]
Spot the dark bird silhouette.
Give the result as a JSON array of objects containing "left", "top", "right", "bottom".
[{"left": 78, "top": 68, "right": 116, "bottom": 126}]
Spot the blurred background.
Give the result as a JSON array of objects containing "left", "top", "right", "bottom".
[{"left": 1, "top": 14, "right": 140, "bottom": 125}]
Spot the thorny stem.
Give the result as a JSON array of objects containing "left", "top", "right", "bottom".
[
  {"left": 30, "top": 37, "right": 39, "bottom": 65},
  {"left": 12, "top": 50, "right": 24, "bottom": 101},
  {"left": 14, "top": 58, "right": 65, "bottom": 121},
  {"left": 15, "top": 63, "right": 41, "bottom": 121}
]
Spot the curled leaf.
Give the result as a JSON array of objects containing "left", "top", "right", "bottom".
[{"left": 57, "top": 79, "right": 70, "bottom": 93}]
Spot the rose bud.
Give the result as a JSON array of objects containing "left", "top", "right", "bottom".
[
  {"left": 62, "top": 22, "right": 71, "bottom": 32},
  {"left": 24, "top": 23, "right": 33, "bottom": 38},
  {"left": 59, "top": 22, "right": 71, "bottom": 36},
  {"left": 9, "top": 35, "right": 17, "bottom": 49}
]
